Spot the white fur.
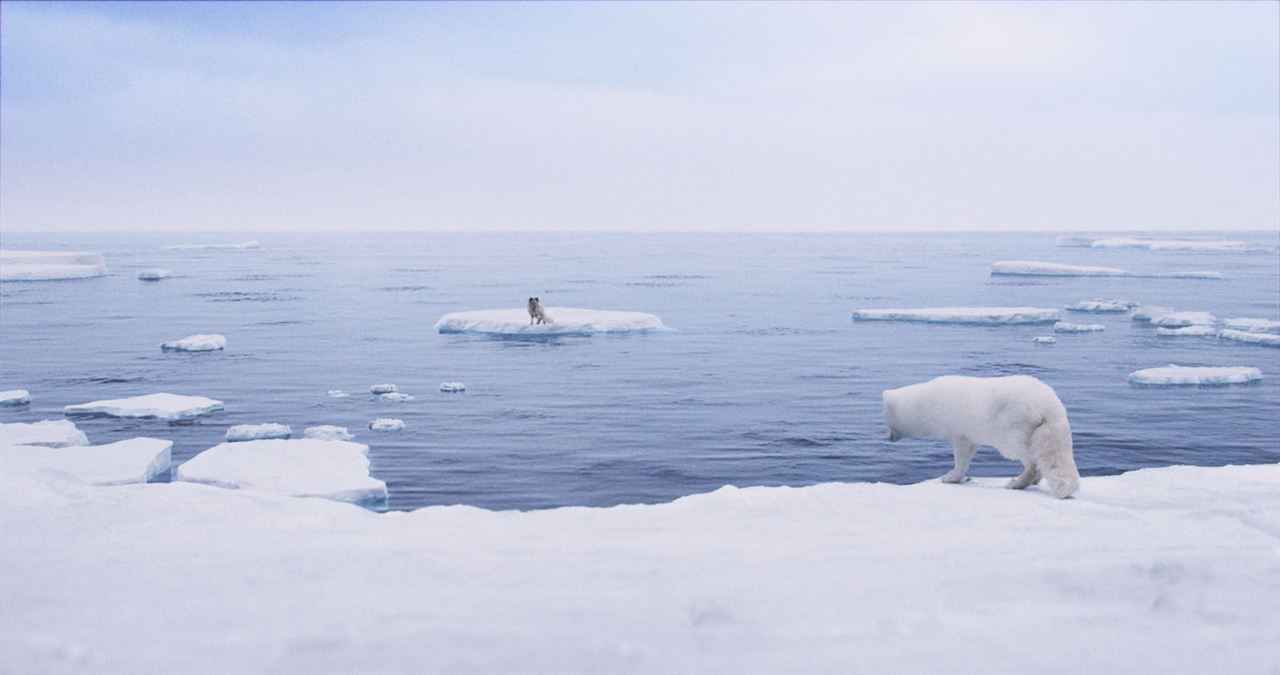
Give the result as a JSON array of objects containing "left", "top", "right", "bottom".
[{"left": 882, "top": 375, "right": 1080, "bottom": 498}]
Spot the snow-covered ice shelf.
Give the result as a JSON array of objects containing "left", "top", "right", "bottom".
[
  {"left": 1065, "top": 299, "right": 1133, "bottom": 313},
  {"left": 1153, "top": 311, "right": 1215, "bottom": 328},
  {"left": 161, "top": 334, "right": 227, "bottom": 352},
  {"left": 2, "top": 438, "right": 171, "bottom": 485},
  {"left": 1128, "top": 365, "right": 1262, "bottom": 386},
  {"left": 1219, "top": 330, "right": 1280, "bottom": 348},
  {"left": 138, "top": 268, "right": 172, "bottom": 281},
  {"left": 303, "top": 425, "right": 354, "bottom": 441},
  {"left": 368, "top": 418, "right": 404, "bottom": 432},
  {"left": 1053, "top": 322, "right": 1105, "bottom": 333},
  {"left": 440, "top": 382, "right": 466, "bottom": 393},
  {"left": 990, "top": 260, "right": 1222, "bottom": 279},
  {"left": 1131, "top": 305, "right": 1174, "bottom": 322},
  {"left": 174, "top": 439, "right": 385, "bottom": 506},
  {"left": 1223, "top": 318, "right": 1280, "bottom": 334},
  {"left": 0, "top": 420, "right": 89, "bottom": 447},
  {"left": 0, "top": 390, "right": 30, "bottom": 407},
  {"left": 64, "top": 393, "right": 224, "bottom": 421},
  {"left": 0, "top": 250, "right": 107, "bottom": 282},
  {"left": 436, "top": 307, "right": 666, "bottom": 336},
  {"left": 1156, "top": 326, "right": 1216, "bottom": 337},
  {"left": 225, "top": 423, "right": 292, "bottom": 442},
  {"left": 851, "top": 307, "right": 1060, "bottom": 325}
]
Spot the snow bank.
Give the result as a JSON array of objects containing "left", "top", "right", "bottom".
[
  {"left": 175, "top": 439, "right": 385, "bottom": 506},
  {"left": 1053, "top": 322, "right": 1105, "bottom": 333},
  {"left": 1131, "top": 305, "right": 1174, "bottom": 322},
  {"left": 1218, "top": 330, "right": 1280, "bottom": 348},
  {"left": 225, "top": 423, "right": 292, "bottom": 442},
  {"left": 64, "top": 393, "right": 223, "bottom": 421},
  {"left": 378, "top": 392, "right": 414, "bottom": 402},
  {"left": 369, "top": 384, "right": 397, "bottom": 394},
  {"left": 1156, "top": 326, "right": 1216, "bottom": 337},
  {"left": 0, "top": 390, "right": 30, "bottom": 407},
  {"left": 0, "top": 420, "right": 89, "bottom": 447},
  {"left": 137, "top": 269, "right": 171, "bottom": 281},
  {"left": 1223, "top": 318, "right": 1280, "bottom": 334},
  {"left": 1128, "top": 365, "right": 1262, "bottom": 386},
  {"left": 991, "top": 260, "right": 1222, "bottom": 279},
  {"left": 436, "top": 307, "right": 666, "bottom": 336},
  {"left": 1056, "top": 236, "right": 1249, "bottom": 252},
  {"left": 851, "top": 307, "right": 1060, "bottom": 325},
  {"left": 303, "top": 425, "right": 354, "bottom": 441},
  {"left": 368, "top": 418, "right": 404, "bottom": 432},
  {"left": 1065, "top": 299, "right": 1133, "bottom": 313},
  {"left": 440, "top": 381, "right": 466, "bottom": 393},
  {"left": 161, "top": 334, "right": 226, "bottom": 352},
  {"left": 1032, "top": 336, "right": 1056, "bottom": 344},
  {"left": 162, "top": 240, "right": 259, "bottom": 251},
  {"left": 1153, "top": 311, "right": 1215, "bottom": 328},
  {"left": 1, "top": 463, "right": 1276, "bottom": 674},
  {"left": 0, "top": 250, "right": 107, "bottom": 282},
  {"left": 1, "top": 438, "right": 171, "bottom": 485}
]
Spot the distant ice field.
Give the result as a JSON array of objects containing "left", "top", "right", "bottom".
[{"left": 1, "top": 232, "right": 1277, "bottom": 510}]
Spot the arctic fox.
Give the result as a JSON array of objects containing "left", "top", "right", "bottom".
[
  {"left": 527, "top": 297, "right": 553, "bottom": 325},
  {"left": 882, "top": 375, "right": 1080, "bottom": 498}
]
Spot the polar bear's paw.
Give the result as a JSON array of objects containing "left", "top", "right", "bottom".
[{"left": 939, "top": 472, "right": 970, "bottom": 484}]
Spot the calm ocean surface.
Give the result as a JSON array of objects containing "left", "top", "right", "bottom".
[{"left": 2, "top": 231, "right": 1277, "bottom": 510}]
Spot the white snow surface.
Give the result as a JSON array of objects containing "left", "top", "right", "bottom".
[
  {"left": 161, "top": 240, "right": 259, "bottom": 251},
  {"left": 1053, "top": 322, "right": 1105, "bottom": 333},
  {"left": 1156, "top": 326, "right": 1217, "bottom": 337},
  {"left": 0, "top": 390, "right": 31, "bottom": 407},
  {"left": 369, "top": 384, "right": 398, "bottom": 394},
  {"left": 377, "top": 392, "right": 414, "bottom": 402},
  {"left": 303, "top": 425, "right": 355, "bottom": 441},
  {"left": 436, "top": 307, "right": 666, "bottom": 335},
  {"left": 851, "top": 307, "right": 1060, "bottom": 325},
  {"left": 64, "top": 393, "right": 223, "bottom": 421},
  {"left": 990, "top": 260, "right": 1221, "bottom": 279},
  {"left": 326, "top": 390, "right": 351, "bottom": 398},
  {"left": 1153, "top": 311, "right": 1216, "bottom": 328},
  {"left": 160, "top": 334, "right": 226, "bottom": 352},
  {"left": 1065, "top": 299, "right": 1133, "bottom": 313},
  {"left": 1218, "top": 330, "right": 1280, "bottom": 348},
  {"left": 0, "top": 463, "right": 1276, "bottom": 674},
  {"left": 225, "top": 424, "right": 292, "bottom": 442},
  {"left": 137, "top": 269, "right": 171, "bottom": 280},
  {"left": 1032, "top": 336, "right": 1056, "bottom": 344},
  {"left": 368, "top": 418, "right": 404, "bottom": 432},
  {"left": 1056, "top": 235, "right": 1250, "bottom": 252},
  {"left": 2, "top": 437, "right": 171, "bottom": 486},
  {"left": 440, "top": 381, "right": 466, "bottom": 392},
  {"left": 1223, "top": 318, "right": 1280, "bottom": 334},
  {"left": 0, "top": 250, "right": 107, "bottom": 282},
  {"left": 1131, "top": 305, "right": 1175, "bottom": 322},
  {"left": 174, "top": 439, "right": 385, "bottom": 506},
  {"left": 1128, "top": 365, "right": 1263, "bottom": 386},
  {"left": 0, "top": 420, "right": 89, "bottom": 447}
]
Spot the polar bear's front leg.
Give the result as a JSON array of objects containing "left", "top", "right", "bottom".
[
  {"left": 1006, "top": 462, "right": 1040, "bottom": 490},
  {"left": 941, "top": 440, "right": 976, "bottom": 483}
]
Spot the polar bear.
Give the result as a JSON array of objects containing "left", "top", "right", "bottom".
[{"left": 882, "top": 375, "right": 1080, "bottom": 498}]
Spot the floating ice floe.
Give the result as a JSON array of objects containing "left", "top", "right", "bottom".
[
  {"left": 303, "top": 425, "right": 355, "bottom": 441},
  {"left": 0, "top": 390, "right": 31, "bottom": 407},
  {"left": 162, "top": 241, "right": 259, "bottom": 251},
  {"left": 1053, "top": 322, "right": 1105, "bottom": 333},
  {"left": 368, "top": 418, "right": 404, "bottom": 432},
  {"left": 440, "top": 382, "right": 466, "bottom": 393},
  {"left": 161, "top": 334, "right": 227, "bottom": 352},
  {"left": 0, "top": 420, "right": 89, "bottom": 447},
  {"left": 1223, "top": 318, "right": 1280, "bottom": 334},
  {"left": 2, "top": 438, "right": 172, "bottom": 485},
  {"left": 64, "top": 393, "right": 223, "bottom": 421},
  {"left": 226, "top": 423, "right": 292, "bottom": 442},
  {"left": 138, "top": 269, "right": 172, "bottom": 281},
  {"left": 436, "top": 307, "right": 666, "bottom": 336},
  {"left": 990, "top": 260, "right": 1222, "bottom": 279},
  {"left": 1156, "top": 326, "right": 1217, "bottom": 337},
  {"left": 1218, "top": 330, "right": 1280, "bottom": 348},
  {"left": 378, "top": 392, "right": 414, "bottom": 402},
  {"left": 1128, "top": 365, "right": 1262, "bottom": 386},
  {"left": 1065, "top": 299, "right": 1134, "bottom": 313},
  {"left": 1153, "top": 311, "right": 1215, "bottom": 328},
  {"left": 1032, "top": 336, "right": 1056, "bottom": 344},
  {"left": 1131, "top": 305, "right": 1175, "bottom": 322},
  {"left": 369, "top": 384, "right": 398, "bottom": 395},
  {"left": 174, "top": 439, "right": 385, "bottom": 506},
  {"left": 1055, "top": 236, "right": 1250, "bottom": 252},
  {"left": 850, "top": 307, "right": 1060, "bottom": 325},
  {"left": 0, "top": 250, "right": 107, "bottom": 282},
  {"left": 327, "top": 390, "right": 351, "bottom": 399}
]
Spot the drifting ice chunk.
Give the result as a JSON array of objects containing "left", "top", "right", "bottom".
[
  {"left": 1056, "top": 236, "right": 1249, "bottom": 252},
  {"left": 436, "top": 308, "right": 666, "bottom": 336},
  {"left": 327, "top": 390, "right": 351, "bottom": 398},
  {"left": 162, "top": 241, "right": 259, "bottom": 251},
  {"left": 378, "top": 392, "right": 414, "bottom": 402},
  {"left": 225, "top": 423, "right": 292, "bottom": 442},
  {"left": 138, "top": 269, "right": 171, "bottom": 281},
  {"left": 440, "top": 382, "right": 466, "bottom": 392},
  {"left": 851, "top": 307, "right": 1060, "bottom": 325},
  {"left": 1066, "top": 299, "right": 1134, "bottom": 313},
  {"left": 161, "top": 334, "right": 226, "bottom": 352},
  {"left": 174, "top": 439, "right": 385, "bottom": 506},
  {"left": 1053, "top": 322, "right": 1105, "bottom": 333},
  {"left": 0, "top": 420, "right": 89, "bottom": 447},
  {"left": 368, "top": 418, "right": 404, "bottom": 432},
  {"left": 1131, "top": 306, "right": 1175, "bottom": 323},
  {"left": 1218, "top": 330, "right": 1280, "bottom": 348},
  {"left": 303, "top": 425, "right": 354, "bottom": 441},
  {"left": 1128, "top": 365, "right": 1262, "bottom": 386},
  {"left": 1032, "top": 337, "right": 1056, "bottom": 344},
  {"left": 1156, "top": 326, "right": 1216, "bottom": 337},
  {"left": 1223, "top": 318, "right": 1280, "bottom": 334},
  {"left": 369, "top": 384, "right": 398, "bottom": 395},
  {"left": 0, "top": 390, "right": 31, "bottom": 407},
  {"left": 990, "top": 260, "right": 1221, "bottom": 279},
  {"left": 1154, "top": 312, "right": 1215, "bottom": 328},
  {"left": 2, "top": 438, "right": 172, "bottom": 485},
  {"left": 64, "top": 393, "right": 223, "bottom": 421},
  {"left": 0, "top": 251, "right": 107, "bottom": 282},
  {"left": 1053, "top": 236, "right": 1096, "bottom": 247}
]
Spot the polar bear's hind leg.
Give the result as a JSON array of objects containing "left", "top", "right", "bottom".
[
  {"left": 1005, "top": 461, "right": 1040, "bottom": 490},
  {"left": 941, "top": 440, "right": 976, "bottom": 484}
]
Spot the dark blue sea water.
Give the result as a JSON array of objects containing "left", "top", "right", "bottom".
[{"left": 2, "top": 231, "right": 1278, "bottom": 510}]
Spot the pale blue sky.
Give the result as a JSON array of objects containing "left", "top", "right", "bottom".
[{"left": 1, "top": 1, "right": 1276, "bottom": 232}]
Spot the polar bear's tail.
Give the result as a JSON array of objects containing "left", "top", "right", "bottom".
[{"left": 1030, "top": 415, "right": 1079, "bottom": 499}]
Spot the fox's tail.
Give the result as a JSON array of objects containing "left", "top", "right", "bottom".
[{"left": 1030, "top": 415, "right": 1079, "bottom": 499}]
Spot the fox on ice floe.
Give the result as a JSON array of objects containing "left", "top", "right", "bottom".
[
  {"left": 882, "top": 375, "right": 1080, "bottom": 498},
  {"left": 527, "top": 297, "right": 553, "bottom": 325}
]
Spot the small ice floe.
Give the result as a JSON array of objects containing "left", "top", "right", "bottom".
[
  {"left": 0, "top": 420, "right": 89, "bottom": 447},
  {"left": 1156, "top": 326, "right": 1217, "bottom": 337},
  {"left": 1153, "top": 311, "right": 1215, "bottom": 328},
  {"left": 225, "top": 423, "right": 292, "bottom": 442},
  {"left": 303, "top": 425, "right": 355, "bottom": 441},
  {"left": 850, "top": 307, "right": 1060, "bottom": 325},
  {"left": 1223, "top": 318, "right": 1280, "bottom": 334},
  {"left": 1218, "top": 330, "right": 1280, "bottom": 348},
  {"left": 369, "top": 384, "right": 398, "bottom": 395},
  {"left": 436, "top": 308, "right": 666, "bottom": 336},
  {"left": 1065, "top": 299, "right": 1134, "bottom": 313},
  {"left": 378, "top": 392, "right": 414, "bottom": 402},
  {"left": 161, "top": 334, "right": 226, "bottom": 352},
  {"left": 1053, "top": 322, "right": 1105, "bottom": 333},
  {"left": 1056, "top": 236, "right": 1249, "bottom": 252},
  {"left": 162, "top": 240, "right": 259, "bottom": 251},
  {"left": 990, "top": 260, "right": 1221, "bottom": 279},
  {"left": 440, "top": 382, "right": 466, "bottom": 393},
  {"left": 0, "top": 389, "right": 31, "bottom": 407},
  {"left": 2, "top": 438, "right": 172, "bottom": 485},
  {"left": 327, "top": 390, "right": 351, "bottom": 398},
  {"left": 138, "top": 269, "right": 172, "bottom": 281},
  {"left": 174, "top": 438, "right": 386, "bottom": 506},
  {"left": 368, "top": 418, "right": 404, "bottom": 432},
  {"left": 1032, "top": 336, "right": 1056, "bottom": 344},
  {"left": 64, "top": 393, "right": 223, "bottom": 421},
  {"left": 1131, "top": 306, "right": 1175, "bottom": 323},
  {"left": 0, "top": 250, "right": 107, "bottom": 282},
  {"left": 1128, "top": 365, "right": 1262, "bottom": 386}
]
